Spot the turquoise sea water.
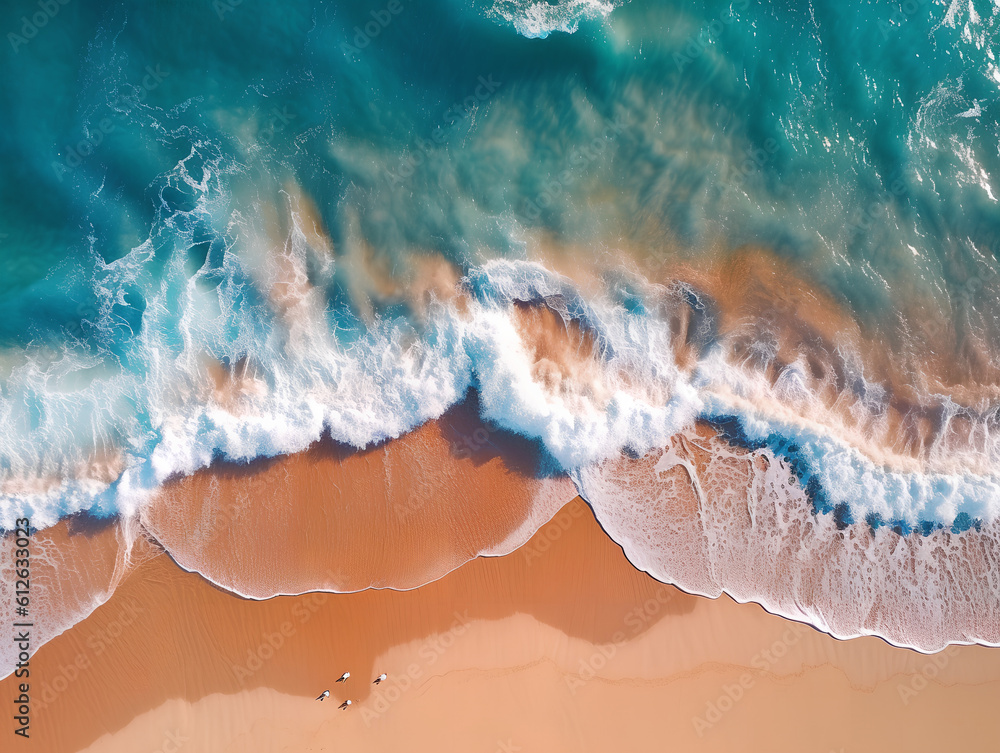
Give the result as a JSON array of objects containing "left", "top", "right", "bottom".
[{"left": 3, "top": 0, "right": 1000, "bottom": 648}]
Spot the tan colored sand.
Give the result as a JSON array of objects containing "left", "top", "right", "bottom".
[
  {"left": 143, "top": 398, "right": 573, "bottom": 597},
  {"left": 4, "top": 495, "right": 1000, "bottom": 753},
  {"left": 0, "top": 515, "right": 157, "bottom": 675}
]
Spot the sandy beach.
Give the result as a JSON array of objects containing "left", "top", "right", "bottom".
[
  {"left": 5, "top": 486, "right": 1000, "bottom": 753},
  {"left": 4, "top": 405, "right": 1000, "bottom": 752},
  {"left": 6, "top": 3, "right": 1000, "bottom": 752}
]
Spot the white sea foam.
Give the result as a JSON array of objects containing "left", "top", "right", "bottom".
[
  {"left": 489, "top": 0, "right": 621, "bottom": 39},
  {"left": 576, "top": 433, "right": 1000, "bottom": 652}
]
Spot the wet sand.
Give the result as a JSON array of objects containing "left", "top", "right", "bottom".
[
  {"left": 142, "top": 395, "right": 575, "bottom": 597},
  {"left": 4, "top": 492, "right": 1000, "bottom": 753}
]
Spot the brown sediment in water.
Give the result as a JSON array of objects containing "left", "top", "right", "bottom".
[
  {"left": 1, "top": 443, "right": 125, "bottom": 498},
  {"left": 545, "top": 236, "right": 1000, "bottom": 476},
  {"left": 511, "top": 301, "right": 612, "bottom": 405},
  {"left": 281, "top": 180, "right": 334, "bottom": 259},
  {"left": 605, "top": 242, "right": 1000, "bottom": 473},
  {"left": 232, "top": 193, "right": 1000, "bottom": 475},
  {"left": 405, "top": 253, "right": 468, "bottom": 319},
  {"left": 5, "top": 489, "right": 1000, "bottom": 753},
  {"left": 272, "top": 183, "right": 471, "bottom": 325},
  {"left": 232, "top": 190, "right": 1000, "bottom": 475}
]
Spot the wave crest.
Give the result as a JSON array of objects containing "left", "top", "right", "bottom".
[{"left": 488, "top": 0, "right": 620, "bottom": 39}]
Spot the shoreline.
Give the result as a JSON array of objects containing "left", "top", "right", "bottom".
[
  {"left": 4, "top": 408, "right": 998, "bottom": 690},
  {"left": 4, "top": 495, "right": 1000, "bottom": 753}
]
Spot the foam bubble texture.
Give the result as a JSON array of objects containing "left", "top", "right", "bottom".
[
  {"left": 488, "top": 0, "right": 620, "bottom": 39},
  {"left": 577, "top": 433, "right": 1000, "bottom": 652}
]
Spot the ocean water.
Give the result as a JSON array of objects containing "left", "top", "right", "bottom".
[{"left": 3, "top": 0, "right": 1000, "bottom": 651}]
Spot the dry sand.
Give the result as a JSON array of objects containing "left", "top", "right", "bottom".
[{"left": 4, "top": 492, "right": 1000, "bottom": 753}]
